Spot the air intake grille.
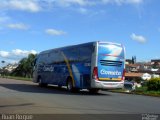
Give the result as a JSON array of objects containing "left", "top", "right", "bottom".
[{"left": 100, "top": 60, "right": 122, "bottom": 67}]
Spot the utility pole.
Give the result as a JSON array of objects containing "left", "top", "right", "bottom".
[{"left": 1, "top": 60, "right": 5, "bottom": 77}]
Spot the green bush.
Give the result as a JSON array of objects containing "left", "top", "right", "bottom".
[{"left": 147, "top": 78, "right": 160, "bottom": 91}]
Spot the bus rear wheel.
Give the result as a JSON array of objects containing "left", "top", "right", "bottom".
[
  {"left": 67, "top": 79, "right": 74, "bottom": 92},
  {"left": 89, "top": 88, "right": 99, "bottom": 94}
]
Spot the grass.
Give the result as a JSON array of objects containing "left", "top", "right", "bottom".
[
  {"left": 132, "top": 86, "right": 160, "bottom": 97},
  {"left": 134, "top": 90, "right": 160, "bottom": 97},
  {"left": 110, "top": 86, "right": 160, "bottom": 97},
  {"left": 0, "top": 76, "right": 32, "bottom": 81},
  {"left": 109, "top": 89, "right": 127, "bottom": 93}
]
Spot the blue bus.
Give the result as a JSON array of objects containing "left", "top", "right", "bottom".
[{"left": 33, "top": 41, "right": 125, "bottom": 93}]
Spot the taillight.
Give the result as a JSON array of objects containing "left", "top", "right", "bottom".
[
  {"left": 121, "top": 69, "right": 125, "bottom": 80},
  {"left": 92, "top": 67, "right": 98, "bottom": 80}
]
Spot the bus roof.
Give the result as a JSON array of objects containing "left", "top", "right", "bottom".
[
  {"left": 98, "top": 41, "right": 122, "bottom": 46},
  {"left": 39, "top": 41, "right": 123, "bottom": 55}
]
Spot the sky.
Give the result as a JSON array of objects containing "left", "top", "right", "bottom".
[{"left": 0, "top": 0, "right": 160, "bottom": 67}]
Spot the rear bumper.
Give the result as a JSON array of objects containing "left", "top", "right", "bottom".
[{"left": 92, "top": 79, "right": 124, "bottom": 89}]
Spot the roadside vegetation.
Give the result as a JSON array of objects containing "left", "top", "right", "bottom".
[
  {"left": 111, "top": 78, "right": 160, "bottom": 97},
  {"left": 2, "top": 76, "right": 32, "bottom": 81},
  {"left": 133, "top": 86, "right": 160, "bottom": 97},
  {"left": 0, "top": 53, "right": 36, "bottom": 80},
  {"left": 133, "top": 78, "right": 160, "bottom": 97}
]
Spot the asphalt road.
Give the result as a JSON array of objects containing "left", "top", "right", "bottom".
[{"left": 0, "top": 78, "right": 160, "bottom": 114}]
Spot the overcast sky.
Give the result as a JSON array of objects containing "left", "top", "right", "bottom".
[{"left": 0, "top": 0, "right": 160, "bottom": 66}]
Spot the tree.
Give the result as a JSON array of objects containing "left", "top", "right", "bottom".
[
  {"left": 1, "top": 60, "right": 5, "bottom": 64},
  {"left": 131, "top": 56, "right": 136, "bottom": 64},
  {"left": 11, "top": 54, "right": 37, "bottom": 77},
  {"left": 153, "top": 62, "right": 159, "bottom": 69},
  {"left": 1, "top": 60, "right": 6, "bottom": 77},
  {"left": 26, "top": 54, "right": 36, "bottom": 77}
]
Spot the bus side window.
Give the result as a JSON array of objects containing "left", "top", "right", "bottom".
[
  {"left": 92, "top": 45, "right": 95, "bottom": 52},
  {"left": 49, "top": 50, "right": 63, "bottom": 64},
  {"left": 38, "top": 54, "right": 47, "bottom": 66},
  {"left": 78, "top": 45, "right": 92, "bottom": 62},
  {"left": 63, "top": 48, "right": 78, "bottom": 62}
]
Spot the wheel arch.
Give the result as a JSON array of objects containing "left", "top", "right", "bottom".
[
  {"left": 37, "top": 75, "right": 41, "bottom": 83},
  {"left": 66, "top": 76, "right": 76, "bottom": 87}
]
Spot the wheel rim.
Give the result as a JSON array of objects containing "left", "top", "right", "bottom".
[
  {"left": 67, "top": 81, "right": 72, "bottom": 91},
  {"left": 39, "top": 78, "right": 43, "bottom": 86},
  {"left": 39, "top": 78, "right": 42, "bottom": 83}
]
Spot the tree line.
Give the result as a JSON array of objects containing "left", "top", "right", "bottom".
[{"left": 1, "top": 54, "right": 36, "bottom": 78}]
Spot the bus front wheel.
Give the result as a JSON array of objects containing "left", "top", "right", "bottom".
[{"left": 38, "top": 77, "right": 47, "bottom": 87}]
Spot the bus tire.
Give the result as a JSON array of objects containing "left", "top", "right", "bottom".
[
  {"left": 67, "top": 78, "right": 74, "bottom": 92},
  {"left": 38, "top": 77, "right": 47, "bottom": 87},
  {"left": 89, "top": 88, "right": 99, "bottom": 94}
]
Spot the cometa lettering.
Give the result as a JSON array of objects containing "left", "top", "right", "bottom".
[
  {"left": 43, "top": 66, "right": 54, "bottom": 72},
  {"left": 100, "top": 69, "right": 121, "bottom": 76}
]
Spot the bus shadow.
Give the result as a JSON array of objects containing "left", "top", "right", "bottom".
[
  {"left": 0, "top": 83, "right": 109, "bottom": 96},
  {"left": 0, "top": 103, "right": 34, "bottom": 108}
]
